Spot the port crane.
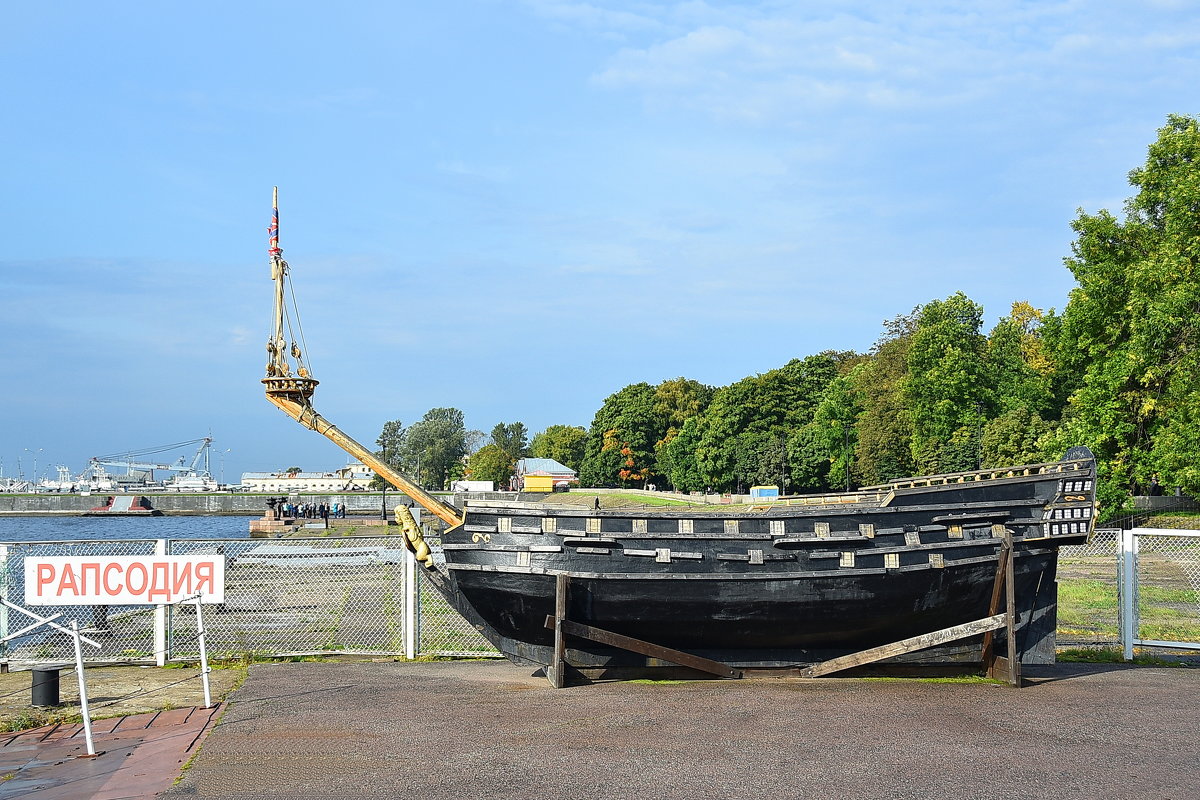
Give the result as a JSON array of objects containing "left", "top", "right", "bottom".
[{"left": 88, "top": 437, "right": 213, "bottom": 483}]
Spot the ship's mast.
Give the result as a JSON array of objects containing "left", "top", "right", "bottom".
[
  {"left": 261, "top": 189, "right": 464, "bottom": 527},
  {"left": 268, "top": 187, "right": 290, "bottom": 379}
]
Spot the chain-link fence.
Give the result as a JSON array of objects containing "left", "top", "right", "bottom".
[
  {"left": 7, "top": 531, "right": 1192, "bottom": 664},
  {"left": 1119, "top": 529, "right": 1200, "bottom": 656},
  {"left": 1057, "top": 528, "right": 1120, "bottom": 648},
  {"left": 0, "top": 537, "right": 499, "bottom": 665}
]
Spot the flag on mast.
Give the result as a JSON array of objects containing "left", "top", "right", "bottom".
[{"left": 268, "top": 186, "right": 281, "bottom": 255}]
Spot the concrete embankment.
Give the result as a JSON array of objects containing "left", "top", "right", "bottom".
[{"left": 0, "top": 490, "right": 540, "bottom": 516}]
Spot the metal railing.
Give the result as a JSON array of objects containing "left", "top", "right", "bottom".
[
  {"left": 0, "top": 537, "right": 499, "bottom": 666},
  {"left": 4, "top": 530, "right": 1193, "bottom": 665},
  {"left": 1118, "top": 528, "right": 1200, "bottom": 658}
]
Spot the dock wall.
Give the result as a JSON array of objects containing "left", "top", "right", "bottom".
[{"left": 0, "top": 491, "right": 508, "bottom": 516}]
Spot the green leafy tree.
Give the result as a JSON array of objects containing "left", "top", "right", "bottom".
[
  {"left": 403, "top": 407, "right": 468, "bottom": 490},
  {"left": 1057, "top": 114, "right": 1200, "bottom": 504},
  {"left": 467, "top": 443, "right": 514, "bottom": 487},
  {"left": 370, "top": 419, "right": 406, "bottom": 489},
  {"left": 490, "top": 422, "right": 529, "bottom": 461},
  {"left": 811, "top": 368, "right": 865, "bottom": 491},
  {"left": 653, "top": 378, "right": 713, "bottom": 428},
  {"left": 980, "top": 408, "right": 1056, "bottom": 468},
  {"left": 530, "top": 425, "right": 588, "bottom": 472},
  {"left": 986, "top": 302, "right": 1056, "bottom": 418},
  {"left": 695, "top": 353, "right": 849, "bottom": 491},
  {"left": 657, "top": 417, "right": 706, "bottom": 492},
  {"left": 855, "top": 311, "right": 917, "bottom": 484},
  {"left": 580, "top": 383, "right": 661, "bottom": 487},
  {"left": 905, "top": 292, "right": 990, "bottom": 473}
]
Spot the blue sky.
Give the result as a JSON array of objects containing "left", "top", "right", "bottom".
[{"left": 2, "top": 1, "right": 1197, "bottom": 483}]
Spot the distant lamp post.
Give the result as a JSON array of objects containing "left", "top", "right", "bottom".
[{"left": 25, "top": 448, "right": 43, "bottom": 488}]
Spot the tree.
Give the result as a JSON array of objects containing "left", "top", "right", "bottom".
[
  {"left": 370, "top": 419, "right": 406, "bottom": 489},
  {"left": 986, "top": 302, "right": 1056, "bottom": 418},
  {"left": 855, "top": 311, "right": 917, "bottom": 484},
  {"left": 1057, "top": 114, "right": 1200, "bottom": 505},
  {"left": 530, "top": 425, "right": 587, "bottom": 472},
  {"left": 904, "top": 292, "right": 990, "bottom": 473},
  {"left": 980, "top": 408, "right": 1055, "bottom": 469},
  {"left": 811, "top": 368, "right": 865, "bottom": 491},
  {"left": 693, "top": 353, "right": 849, "bottom": 492},
  {"left": 403, "top": 407, "right": 468, "bottom": 490},
  {"left": 653, "top": 378, "right": 713, "bottom": 428},
  {"left": 284, "top": 466, "right": 302, "bottom": 475},
  {"left": 467, "top": 444, "right": 514, "bottom": 487},
  {"left": 580, "top": 383, "right": 661, "bottom": 487},
  {"left": 489, "top": 422, "right": 529, "bottom": 461}
]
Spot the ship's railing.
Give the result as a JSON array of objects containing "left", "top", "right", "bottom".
[
  {"left": 772, "top": 491, "right": 891, "bottom": 507},
  {"left": 871, "top": 458, "right": 1092, "bottom": 492}
]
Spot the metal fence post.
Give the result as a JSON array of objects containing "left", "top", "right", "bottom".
[
  {"left": 193, "top": 594, "right": 212, "bottom": 708},
  {"left": 154, "top": 539, "right": 167, "bottom": 666},
  {"left": 0, "top": 545, "right": 9, "bottom": 663},
  {"left": 70, "top": 621, "right": 97, "bottom": 756},
  {"left": 1118, "top": 528, "right": 1139, "bottom": 661},
  {"left": 403, "top": 549, "right": 417, "bottom": 660}
]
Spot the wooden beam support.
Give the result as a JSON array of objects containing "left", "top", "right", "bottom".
[
  {"left": 547, "top": 574, "right": 569, "bottom": 688},
  {"left": 799, "top": 614, "right": 1009, "bottom": 678},
  {"left": 980, "top": 537, "right": 1008, "bottom": 669},
  {"left": 982, "top": 531, "right": 1022, "bottom": 686},
  {"left": 542, "top": 616, "right": 742, "bottom": 679}
]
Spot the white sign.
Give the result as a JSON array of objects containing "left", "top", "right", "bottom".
[{"left": 24, "top": 556, "right": 226, "bottom": 605}]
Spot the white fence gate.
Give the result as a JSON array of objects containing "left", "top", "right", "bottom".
[{"left": 1118, "top": 528, "right": 1200, "bottom": 659}]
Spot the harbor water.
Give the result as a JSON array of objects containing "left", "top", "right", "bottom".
[{"left": 0, "top": 515, "right": 255, "bottom": 542}]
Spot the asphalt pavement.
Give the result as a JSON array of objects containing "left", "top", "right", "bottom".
[{"left": 164, "top": 660, "right": 1198, "bottom": 800}]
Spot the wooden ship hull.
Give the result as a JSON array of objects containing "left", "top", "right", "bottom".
[
  {"left": 429, "top": 451, "right": 1096, "bottom": 672},
  {"left": 258, "top": 190, "right": 1097, "bottom": 681}
]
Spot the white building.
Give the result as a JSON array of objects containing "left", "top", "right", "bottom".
[{"left": 241, "top": 462, "right": 373, "bottom": 493}]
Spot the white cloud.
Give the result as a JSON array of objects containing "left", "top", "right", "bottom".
[{"left": 574, "top": 2, "right": 1200, "bottom": 124}]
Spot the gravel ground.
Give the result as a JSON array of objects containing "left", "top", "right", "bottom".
[{"left": 165, "top": 660, "right": 1198, "bottom": 800}]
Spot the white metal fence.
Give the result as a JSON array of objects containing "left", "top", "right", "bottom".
[
  {"left": 0, "top": 538, "right": 498, "bottom": 666},
  {"left": 4, "top": 530, "right": 1194, "bottom": 666},
  {"left": 1117, "top": 528, "right": 1200, "bottom": 658}
]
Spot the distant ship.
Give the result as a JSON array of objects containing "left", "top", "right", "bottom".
[{"left": 259, "top": 190, "right": 1096, "bottom": 680}]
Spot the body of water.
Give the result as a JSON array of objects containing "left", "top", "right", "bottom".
[{"left": 0, "top": 515, "right": 255, "bottom": 542}]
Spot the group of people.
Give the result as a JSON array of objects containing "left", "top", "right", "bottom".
[{"left": 274, "top": 499, "right": 348, "bottom": 519}]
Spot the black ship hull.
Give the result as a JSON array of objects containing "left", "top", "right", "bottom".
[{"left": 429, "top": 450, "right": 1097, "bottom": 672}]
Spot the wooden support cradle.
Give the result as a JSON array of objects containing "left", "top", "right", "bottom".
[
  {"left": 543, "top": 532, "right": 1022, "bottom": 688},
  {"left": 800, "top": 530, "right": 1021, "bottom": 685},
  {"left": 544, "top": 574, "right": 742, "bottom": 688}
]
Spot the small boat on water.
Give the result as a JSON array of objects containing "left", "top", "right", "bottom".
[{"left": 258, "top": 190, "right": 1096, "bottom": 681}]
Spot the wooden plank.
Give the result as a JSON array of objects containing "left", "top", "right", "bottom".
[
  {"left": 543, "top": 617, "right": 742, "bottom": 679},
  {"left": 548, "top": 574, "right": 569, "bottom": 689},
  {"left": 1003, "top": 533, "right": 1021, "bottom": 686},
  {"left": 800, "top": 614, "right": 1008, "bottom": 678},
  {"left": 980, "top": 536, "right": 1011, "bottom": 669}
]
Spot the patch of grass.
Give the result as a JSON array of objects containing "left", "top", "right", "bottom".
[
  {"left": 0, "top": 711, "right": 51, "bottom": 733},
  {"left": 1058, "top": 647, "right": 1195, "bottom": 666},
  {"left": 858, "top": 676, "right": 1002, "bottom": 685}
]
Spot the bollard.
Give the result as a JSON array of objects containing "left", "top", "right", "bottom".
[{"left": 31, "top": 666, "right": 63, "bottom": 706}]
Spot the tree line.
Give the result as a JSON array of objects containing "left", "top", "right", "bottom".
[{"left": 373, "top": 116, "right": 1200, "bottom": 517}]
